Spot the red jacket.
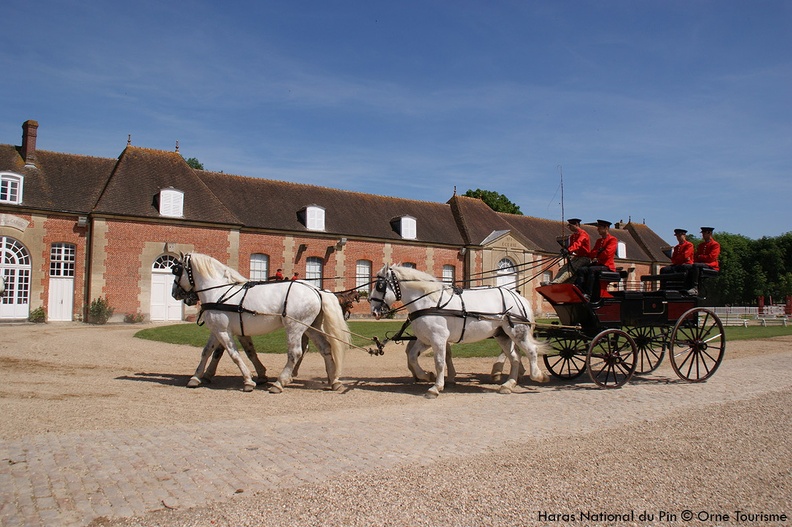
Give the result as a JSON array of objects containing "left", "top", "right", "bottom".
[
  {"left": 567, "top": 229, "right": 590, "bottom": 256},
  {"left": 588, "top": 234, "right": 617, "bottom": 271},
  {"left": 695, "top": 239, "right": 720, "bottom": 271},
  {"left": 671, "top": 240, "right": 694, "bottom": 266}
]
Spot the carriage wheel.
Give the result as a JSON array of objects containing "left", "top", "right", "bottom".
[
  {"left": 543, "top": 335, "right": 588, "bottom": 379},
  {"left": 627, "top": 325, "right": 667, "bottom": 374},
  {"left": 586, "top": 329, "right": 637, "bottom": 388},
  {"left": 669, "top": 308, "right": 725, "bottom": 382}
]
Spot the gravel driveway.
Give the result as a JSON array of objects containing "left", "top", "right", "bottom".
[{"left": 0, "top": 323, "right": 790, "bottom": 527}]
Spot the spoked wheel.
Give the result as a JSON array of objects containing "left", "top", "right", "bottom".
[
  {"left": 543, "top": 335, "right": 588, "bottom": 379},
  {"left": 586, "top": 329, "right": 638, "bottom": 388},
  {"left": 669, "top": 308, "right": 726, "bottom": 382},
  {"left": 627, "top": 325, "right": 667, "bottom": 374}
]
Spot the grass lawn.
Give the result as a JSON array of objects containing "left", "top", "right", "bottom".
[{"left": 134, "top": 318, "right": 792, "bottom": 358}]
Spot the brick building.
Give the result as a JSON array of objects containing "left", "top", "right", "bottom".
[{"left": 0, "top": 120, "right": 670, "bottom": 322}]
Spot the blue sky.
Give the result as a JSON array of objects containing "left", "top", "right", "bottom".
[{"left": 3, "top": 1, "right": 790, "bottom": 244}]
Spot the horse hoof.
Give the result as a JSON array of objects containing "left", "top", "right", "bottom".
[
  {"left": 268, "top": 382, "right": 283, "bottom": 394},
  {"left": 187, "top": 377, "right": 202, "bottom": 388},
  {"left": 498, "top": 385, "right": 513, "bottom": 394},
  {"left": 491, "top": 373, "right": 504, "bottom": 384},
  {"left": 331, "top": 381, "right": 344, "bottom": 391},
  {"left": 425, "top": 386, "right": 440, "bottom": 399},
  {"left": 243, "top": 383, "right": 256, "bottom": 392}
]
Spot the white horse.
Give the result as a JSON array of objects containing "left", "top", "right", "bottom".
[
  {"left": 369, "top": 265, "right": 549, "bottom": 397},
  {"left": 172, "top": 253, "right": 349, "bottom": 393}
]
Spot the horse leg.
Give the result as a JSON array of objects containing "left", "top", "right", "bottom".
[
  {"left": 509, "top": 324, "right": 550, "bottom": 384},
  {"left": 187, "top": 339, "right": 217, "bottom": 388},
  {"left": 308, "top": 330, "right": 344, "bottom": 391},
  {"left": 493, "top": 335, "right": 521, "bottom": 394},
  {"left": 405, "top": 340, "right": 434, "bottom": 382},
  {"left": 426, "top": 334, "right": 451, "bottom": 399},
  {"left": 214, "top": 331, "right": 257, "bottom": 392},
  {"left": 269, "top": 325, "right": 306, "bottom": 394},
  {"left": 238, "top": 336, "right": 268, "bottom": 385},
  {"left": 202, "top": 344, "right": 225, "bottom": 383},
  {"left": 292, "top": 334, "right": 309, "bottom": 377},
  {"left": 445, "top": 344, "right": 456, "bottom": 385},
  {"left": 490, "top": 352, "right": 507, "bottom": 384}
]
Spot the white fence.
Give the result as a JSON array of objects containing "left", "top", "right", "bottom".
[{"left": 712, "top": 306, "right": 787, "bottom": 317}]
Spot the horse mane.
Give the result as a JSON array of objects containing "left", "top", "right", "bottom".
[
  {"left": 189, "top": 253, "right": 247, "bottom": 283},
  {"left": 390, "top": 265, "right": 445, "bottom": 297}
]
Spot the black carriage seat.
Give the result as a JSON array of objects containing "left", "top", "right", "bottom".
[
  {"left": 596, "top": 269, "right": 627, "bottom": 299},
  {"left": 640, "top": 267, "right": 719, "bottom": 296}
]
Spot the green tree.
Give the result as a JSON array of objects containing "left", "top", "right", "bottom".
[
  {"left": 463, "top": 188, "right": 522, "bottom": 215},
  {"left": 184, "top": 157, "right": 204, "bottom": 170}
]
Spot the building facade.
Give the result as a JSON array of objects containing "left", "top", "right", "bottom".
[{"left": 0, "top": 120, "right": 670, "bottom": 322}]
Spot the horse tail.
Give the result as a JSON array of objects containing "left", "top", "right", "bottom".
[{"left": 319, "top": 290, "right": 350, "bottom": 375}]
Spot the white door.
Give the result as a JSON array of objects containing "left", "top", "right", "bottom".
[
  {"left": 0, "top": 237, "right": 31, "bottom": 319},
  {"left": 48, "top": 277, "right": 74, "bottom": 321},
  {"left": 48, "top": 243, "right": 76, "bottom": 321},
  {"left": 150, "top": 255, "right": 183, "bottom": 321},
  {"left": 496, "top": 258, "right": 517, "bottom": 290}
]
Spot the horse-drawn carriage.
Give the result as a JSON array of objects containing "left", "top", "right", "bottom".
[{"left": 536, "top": 266, "right": 725, "bottom": 388}]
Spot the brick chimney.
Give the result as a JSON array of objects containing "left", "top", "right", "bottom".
[{"left": 21, "top": 120, "right": 39, "bottom": 167}]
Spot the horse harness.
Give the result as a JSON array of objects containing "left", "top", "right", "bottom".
[
  {"left": 173, "top": 255, "right": 321, "bottom": 336},
  {"left": 377, "top": 269, "right": 534, "bottom": 345}
]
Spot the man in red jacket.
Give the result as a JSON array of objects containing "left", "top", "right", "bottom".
[
  {"left": 550, "top": 218, "right": 591, "bottom": 284},
  {"left": 575, "top": 219, "right": 618, "bottom": 299},
  {"left": 695, "top": 227, "right": 720, "bottom": 271},
  {"left": 686, "top": 227, "right": 721, "bottom": 296},
  {"left": 661, "top": 229, "right": 694, "bottom": 273}
]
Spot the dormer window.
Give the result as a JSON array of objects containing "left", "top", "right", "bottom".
[
  {"left": 391, "top": 215, "right": 416, "bottom": 240},
  {"left": 0, "top": 172, "right": 23, "bottom": 204},
  {"left": 300, "top": 205, "right": 325, "bottom": 231},
  {"left": 159, "top": 188, "right": 184, "bottom": 217},
  {"left": 617, "top": 241, "right": 627, "bottom": 259}
]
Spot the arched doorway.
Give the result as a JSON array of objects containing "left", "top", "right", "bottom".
[
  {"left": 0, "top": 236, "right": 31, "bottom": 319},
  {"left": 150, "top": 254, "right": 183, "bottom": 321},
  {"left": 496, "top": 257, "right": 517, "bottom": 290}
]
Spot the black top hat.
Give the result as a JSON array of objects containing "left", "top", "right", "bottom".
[
  {"left": 596, "top": 219, "right": 611, "bottom": 228},
  {"left": 674, "top": 228, "right": 688, "bottom": 235},
  {"left": 700, "top": 227, "right": 714, "bottom": 233},
  {"left": 567, "top": 218, "right": 582, "bottom": 225}
]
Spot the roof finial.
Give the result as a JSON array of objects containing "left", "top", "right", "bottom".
[
  {"left": 175, "top": 140, "right": 180, "bottom": 152},
  {"left": 453, "top": 185, "right": 457, "bottom": 196},
  {"left": 127, "top": 134, "right": 131, "bottom": 146}
]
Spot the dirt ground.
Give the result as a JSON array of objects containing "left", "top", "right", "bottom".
[{"left": 0, "top": 322, "right": 789, "bottom": 441}]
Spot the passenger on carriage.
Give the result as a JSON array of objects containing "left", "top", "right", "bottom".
[
  {"left": 660, "top": 228, "right": 694, "bottom": 274},
  {"left": 575, "top": 219, "right": 618, "bottom": 300},
  {"left": 685, "top": 226, "right": 721, "bottom": 295},
  {"left": 550, "top": 218, "right": 592, "bottom": 284}
]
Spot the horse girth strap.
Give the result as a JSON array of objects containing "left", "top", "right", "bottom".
[{"left": 200, "top": 302, "right": 257, "bottom": 315}]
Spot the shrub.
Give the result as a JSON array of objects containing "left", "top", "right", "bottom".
[
  {"left": 124, "top": 312, "right": 146, "bottom": 324},
  {"left": 28, "top": 307, "right": 47, "bottom": 323},
  {"left": 87, "top": 297, "right": 114, "bottom": 325}
]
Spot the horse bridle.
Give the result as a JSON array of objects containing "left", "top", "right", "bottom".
[
  {"left": 171, "top": 254, "right": 200, "bottom": 306},
  {"left": 370, "top": 268, "right": 401, "bottom": 314}
]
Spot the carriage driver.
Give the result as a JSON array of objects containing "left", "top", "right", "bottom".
[
  {"left": 575, "top": 219, "right": 618, "bottom": 300},
  {"left": 550, "top": 218, "right": 591, "bottom": 284}
]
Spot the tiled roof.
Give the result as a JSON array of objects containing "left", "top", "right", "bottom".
[
  {"left": 198, "top": 170, "right": 466, "bottom": 245},
  {"left": 93, "top": 147, "right": 241, "bottom": 225},
  {"left": 0, "top": 145, "right": 115, "bottom": 213}
]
